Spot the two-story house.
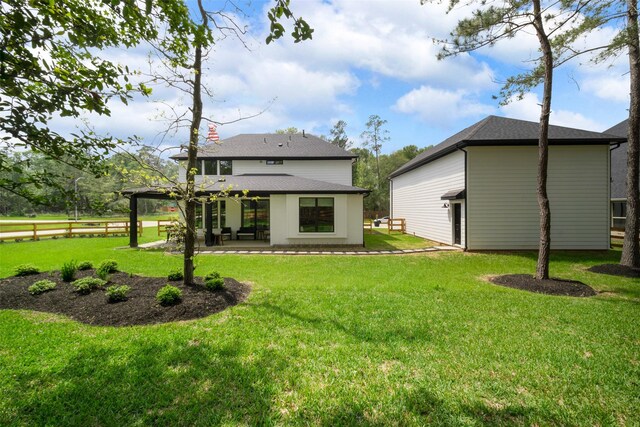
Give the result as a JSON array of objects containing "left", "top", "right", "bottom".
[{"left": 125, "top": 133, "right": 368, "bottom": 247}]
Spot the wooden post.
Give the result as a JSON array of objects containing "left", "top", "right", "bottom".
[
  {"left": 33, "top": 224, "right": 37, "bottom": 240},
  {"left": 68, "top": 222, "right": 72, "bottom": 238},
  {"left": 204, "top": 202, "right": 213, "bottom": 246},
  {"left": 129, "top": 196, "right": 138, "bottom": 248}
]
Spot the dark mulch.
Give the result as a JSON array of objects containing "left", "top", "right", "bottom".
[
  {"left": 588, "top": 264, "right": 640, "bottom": 279},
  {"left": 489, "top": 274, "right": 596, "bottom": 297},
  {"left": 0, "top": 269, "right": 251, "bottom": 326}
]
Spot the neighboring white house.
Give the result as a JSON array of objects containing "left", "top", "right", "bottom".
[
  {"left": 126, "top": 133, "right": 368, "bottom": 247},
  {"left": 389, "top": 116, "right": 625, "bottom": 250},
  {"left": 606, "top": 119, "right": 636, "bottom": 230}
]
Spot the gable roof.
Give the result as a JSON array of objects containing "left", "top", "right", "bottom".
[
  {"left": 171, "top": 133, "right": 356, "bottom": 160},
  {"left": 606, "top": 119, "right": 628, "bottom": 138},
  {"left": 390, "top": 115, "right": 626, "bottom": 178}
]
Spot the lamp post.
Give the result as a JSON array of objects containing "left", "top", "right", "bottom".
[{"left": 74, "top": 177, "right": 84, "bottom": 221}]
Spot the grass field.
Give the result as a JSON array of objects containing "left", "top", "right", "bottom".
[{"left": 0, "top": 234, "right": 638, "bottom": 425}]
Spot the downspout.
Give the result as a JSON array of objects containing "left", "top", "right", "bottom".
[
  {"left": 362, "top": 191, "right": 370, "bottom": 247},
  {"left": 457, "top": 146, "right": 468, "bottom": 251}
]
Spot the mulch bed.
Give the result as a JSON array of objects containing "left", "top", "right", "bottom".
[
  {"left": 489, "top": 274, "right": 596, "bottom": 297},
  {"left": 0, "top": 269, "right": 251, "bottom": 326},
  {"left": 587, "top": 264, "right": 640, "bottom": 279}
]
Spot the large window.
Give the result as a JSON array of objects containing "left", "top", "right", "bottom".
[
  {"left": 612, "top": 201, "right": 627, "bottom": 229},
  {"left": 219, "top": 160, "right": 232, "bottom": 175},
  {"left": 212, "top": 201, "right": 226, "bottom": 228},
  {"left": 299, "top": 198, "right": 334, "bottom": 233},
  {"left": 203, "top": 159, "right": 217, "bottom": 175}
]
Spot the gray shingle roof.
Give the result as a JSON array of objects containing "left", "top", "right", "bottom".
[
  {"left": 606, "top": 119, "right": 628, "bottom": 137},
  {"left": 606, "top": 120, "right": 630, "bottom": 199},
  {"left": 171, "top": 133, "right": 356, "bottom": 160},
  {"left": 390, "top": 115, "right": 626, "bottom": 178},
  {"left": 123, "top": 174, "right": 368, "bottom": 197}
]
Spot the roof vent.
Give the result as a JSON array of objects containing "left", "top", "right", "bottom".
[
  {"left": 302, "top": 130, "right": 306, "bottom": 137},
  {"left": 218, "top": 177, "right": 226, "bottom": 182},
  {"left": 263, "top": 137, "right": 267, "bottom": 144},
  {"left": 278, "top": 142, "right": 283, "bottom": 147}
]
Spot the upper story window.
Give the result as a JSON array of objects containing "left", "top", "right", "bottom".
[
  {"left": 203, "top": 160, "right": 217, "bottom": 175},
  {"left": 219, "top": 160, "right": 232, "bottom": 175},
  {"left": 266, "top": 160, "right": 283, "bottom": 165}
]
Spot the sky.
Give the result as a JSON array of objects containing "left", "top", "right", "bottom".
[{"left": 73, "top": 0, "right": 630, "bottom": 155}]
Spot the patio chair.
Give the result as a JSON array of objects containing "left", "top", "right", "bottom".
[
  {"left": 236, "top": 227, "right": 256, "bottom": 240},
  {"left": 220, "top": 227, "right": 232, "bottom": 240}
]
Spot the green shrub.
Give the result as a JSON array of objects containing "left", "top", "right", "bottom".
[
  {"left": 168, "top": 269, "right": 183, "bottom": 281},
  {"left": 60, "top": 260, "right": 78, "bottom": 282},
  {"left": 28, "top": 280, "right": 57, "bottom": 295},
  {"left": 156, "top": 285, "right": 182, "bottom": 306},
  {"left": 96, "top": 268, "right": 110, "bottom": 281},
  {"left": 77, "top": 261, "right": 93, "bottom": 271},
  {"left": 204, "top": 271, "right": 224, "bottom": 290},
  {"left": 97, "top": 259, "right": 118, "bottom": 274},
  {"left": 72, "top": 277, "right": 107, "bottom": 295},
  {"left": 15, "top": 264, "right": 39, "bottom": 276},
  {"left": 105, "top": 285, "right": 131, "bottom": 303}
]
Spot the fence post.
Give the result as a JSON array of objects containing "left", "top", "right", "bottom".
[
  {"left": 68, "top": 222, "right": 72, "bottom": 238},
  {"left": 33, "top": 224, "right": 37, "bottom": 240}
]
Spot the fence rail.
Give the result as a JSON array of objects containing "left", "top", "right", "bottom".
[
  {"left": 157, "top": 220, "right": 175, "bottom": 236},
  {"left": 0, "top": 221, "right": 143, "bottom": 242}
]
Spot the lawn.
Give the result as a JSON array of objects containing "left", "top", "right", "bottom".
[{"left": 0, "top": 235, "right": 638, "bottom": 425}]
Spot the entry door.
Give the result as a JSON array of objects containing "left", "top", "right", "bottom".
[{"left": 453, "top": 203, "right": 462, "bottom": 245}]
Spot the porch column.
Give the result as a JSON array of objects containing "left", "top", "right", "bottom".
[
  {"left": 129, "top": 195, "right": 138, "bottom": 248},
  {"left": 204, "top": 202, "right": 213, "bottom": 246}
]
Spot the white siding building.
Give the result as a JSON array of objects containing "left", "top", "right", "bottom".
[
  {"left": 389, "top": 116, "right": 624, "bottom": 250},
  {"left": 128, "top": 133, "right": 368, "bottom": 247}
]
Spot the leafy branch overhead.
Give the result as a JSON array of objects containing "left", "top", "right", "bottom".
[{"left": 266, "top": 0, "right": 314, "bottom": 44}]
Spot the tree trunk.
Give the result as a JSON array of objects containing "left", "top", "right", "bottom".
[
  {"left": 533, "top": 0, "right": 553, "bottom": 280},
  {"left": 183, "top": 3, "right": 207, "bottom": 286},
  {"left": 622, "top": 0, "right": 640, "bottom": 268}
]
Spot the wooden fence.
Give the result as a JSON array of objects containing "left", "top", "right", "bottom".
[
  {"left": 157, "top": 220, "right": 175, "bottom": 236},
  {"left": 0, "top": 221, "right": 143, "bottom": 242},
  {"left": 387, "top": 218, "right": 406, "bottom": 234}
]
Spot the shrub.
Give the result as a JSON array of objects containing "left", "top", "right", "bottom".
[
  {"left": 28, "top": 280, "right": 57, "bottom": 295},
  {"left": 60, "top": 260, "right": 78, "bottom": 282},
  {"left": 77, "top": 261, "right": 93, "bottom": 271},
  {"left": 15, "top": 264, "right": 39, "bottom": 276},
  {"left": 96, "top": 268, "right": 110, "bottom": 281},
  {"left": 204, "top": 271, "right": 224, "bottom": 290},
  {"left": 105, "top": 285, "right": 131, "bottom": 303},
  {"left": 168, "top": 269, "right": 183, "bottom": 281},
  {"left": 72, "top": 277, "right": 107, "bottom": 295},
  {"left": 156, "top": 285, "right": 182, "bottom": 306},
  {"left": 97, "top": 259, "right": 118, "bottom": 274}
]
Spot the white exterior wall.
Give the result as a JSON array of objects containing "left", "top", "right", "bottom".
[
  {"left": 391, "top": 150, "right": 466, "bottom": 246},
  {"left": 178, "top": 159, "right": 353, "bottom": 186},
  {"left": 270, "top": 193, "right": 364, "bottom": 246},
  {"left": 233, "top": 160, "right": 352, "bottom": 185},
  {"left": 467, "top": 145, "right": 610, "bottom": 250}
]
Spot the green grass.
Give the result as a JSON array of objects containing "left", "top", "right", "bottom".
[
  {"left": 365, "top": 229, "right": 437, "bottom": 250},
  {"left": 0, "top": 237, "right": 638, "bottom": 425}
]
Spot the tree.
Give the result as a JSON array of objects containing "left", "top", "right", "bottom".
[
  {"left": 430, "top": 0, "right": 597, "bottom": 280},
  {"left": 621, "top": 0, "right": 640, "bottom": 268},
  {"left": 151, "top": 0, "right": 312, "bottom": 285},
  {"left": 275, "top": 127, "right": 300, "bottom": 134},
  {"left": 360, "top": 115, "right": 390, "bottom": 206},
  {"left": 0, "top": 0, "right": 180, "bottom": 205},
  {"left": 329, "top": 120, "right": 351, "bottom": 149}
]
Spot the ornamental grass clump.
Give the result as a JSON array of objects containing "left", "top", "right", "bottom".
[
  {"left": 204, "top": 271, "right": 224, "bottom": 291},
  {"left": 97, "top": 260, "right": 118, "bottom": 274},
  {"left": 105, "top": 285, "right": 131, "bottom": 303},
  {"left": 60, "top": 260, "right": 78, "bottom": 282},
  {"left": 14, "top": 264, "right": 39, "bottom": 276},
  {"left": 28, "top": 280, "right": 57, "bottom": 295},
  {"left": 72, "top": 277, "right": 107, "bottom": 295},
  {"left": 156, "top": 285, "right": 182, "bottom": 306}
]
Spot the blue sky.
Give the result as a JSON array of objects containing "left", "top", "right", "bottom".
[{"left": 80, "top": 0, "right": 629, "bottom": 155}]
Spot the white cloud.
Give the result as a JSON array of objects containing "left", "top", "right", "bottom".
[
  {"left": 500, "top": 93, "right": 603, "bottom": 130},
  {"left": 583, "top": 74, "right": 630, "bottom": 103},
  {"left": 393, "top": 86, "right": 494, "bottom": 125}
]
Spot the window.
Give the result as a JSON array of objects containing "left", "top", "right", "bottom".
[
  {"left": 203, "top": 159, "right": 217, "bottom": 175},
  {"left": 211, "top": 201, "right": 226, "bottom": 228},
  {"left": 195, "top": 202, "right": 203, "bottom": 229},
  {"left": 299, "top": 198, "right": 334, "bottom": 232},
  {"left": 194, "top": 160, "right": 202, "bottom": 175},
  {"left": 219, "top": 160, "right": 232, "bottom": 175},
  {"left": 241, "top": 200, "right": 269, "bottom": 229},
  {"left": 612, "top": 201, "right": 627, "bottom": 229},
  {"left": 266, "top": 160, "right": 283, "bottom": 165}
]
